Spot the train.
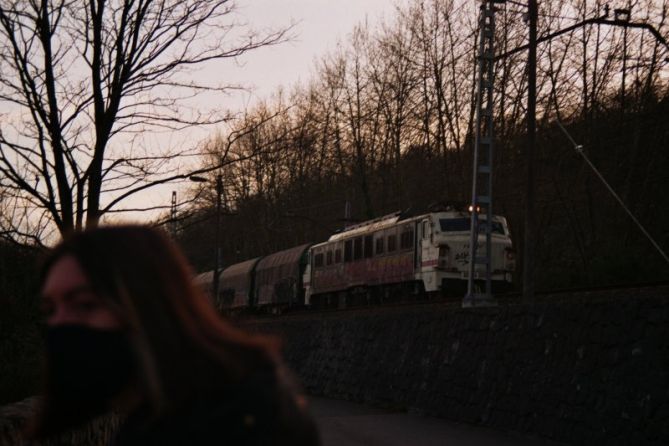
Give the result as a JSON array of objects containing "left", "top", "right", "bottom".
[{"left": 194, "top": 206, "right": 516, "bottom": 311}]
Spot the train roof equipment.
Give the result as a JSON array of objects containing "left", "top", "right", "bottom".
[{"left": 329, "top": 211, "right": 403, "bottom": 241}]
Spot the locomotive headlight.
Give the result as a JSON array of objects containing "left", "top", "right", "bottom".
[
  {"left": 505, "top": 247, "right": 515, "bottom": 260},
  {"left": 504, "top": 247, "right": 516, "bottom": 270},
  {"left": 468, "top": 205, "right": 481, "bottom": 213}
]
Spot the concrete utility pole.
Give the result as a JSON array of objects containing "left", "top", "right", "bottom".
[{"left": 522, "top": 0, "right": 538, "bottom": 303}]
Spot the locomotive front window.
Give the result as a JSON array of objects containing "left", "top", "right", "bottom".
[
  {"left": 335, "top": 249, "right": 342, "bottom": 263},
  {"left": 326, "top": 250, "right": 333, "bottom": 265},
  {"left": 314, "top": 253, "right": 324, "bottom": 268},
  {"left": 480, "top": 221, "right": 505, "bottom": 234},
  {"left": 439, "top": 218, "right": 470, "bottom": 232},
  {"left": 439, "top": 218, "right": 505, "bottom": 235}
]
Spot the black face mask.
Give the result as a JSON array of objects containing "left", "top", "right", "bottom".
[{"left": 42, "top": 325, "right": 136, "bottom": 432}]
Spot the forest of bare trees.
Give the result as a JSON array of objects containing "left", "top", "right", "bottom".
[
  {"left": 0, "top": 0, "right": 289, "bottom": 244},
  {"left": 178, "top": 0, "right": 669, "bottom": 289},
  {"left": 0, "top": 0, "right": 667, "bottom": 407}
]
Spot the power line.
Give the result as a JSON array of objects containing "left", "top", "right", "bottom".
[
  {"left": 504, "top": 0, "right": 528, "bottom": 8},
  {"left": 506, "top": 7, "right": 580, "bottom": 22},
  {"left": 554, "top": 117, "right": 669, "bottom": 266}
]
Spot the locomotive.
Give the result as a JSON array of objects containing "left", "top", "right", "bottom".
[{"left": 194, "top": 207, "right": 515, "bottom": 311}]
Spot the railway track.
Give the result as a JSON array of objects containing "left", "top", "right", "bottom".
[{"left": 234, "top": 280, "right": 669, "bottom": 323}]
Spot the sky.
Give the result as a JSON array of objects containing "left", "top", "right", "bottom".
[
  {"left": 119, "top": 0, "right": 410, "bottom": 225},
  {"left": 223, "top": 0, "right": 404, "bottom": 110}
]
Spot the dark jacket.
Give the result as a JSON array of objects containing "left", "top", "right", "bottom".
[{"left": 113, "top": 368, "right": 320, "bottom": 446}]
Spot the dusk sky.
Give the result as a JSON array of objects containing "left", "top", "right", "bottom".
[
  {"left": 124, "top": 0, "right": 411, "bottom": 223},
  {"left": 225, "top": 0, "right": 407, "bottom": 110}
]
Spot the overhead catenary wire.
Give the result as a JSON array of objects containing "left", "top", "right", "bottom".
[{"left": 554, "top": 117, "right": 669, "bottom": 267}]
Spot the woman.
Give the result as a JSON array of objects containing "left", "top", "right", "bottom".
[{"left": 36, "top": 225, "right": 319, "bottom": 445}]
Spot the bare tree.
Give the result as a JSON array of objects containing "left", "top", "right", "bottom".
[{"left": 0, "top": 0, "right": 289, "bottom": 242}]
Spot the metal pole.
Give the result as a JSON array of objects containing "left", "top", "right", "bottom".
[
  {"left": 170, "top": 191, "right": 177, "bottom": 236},
  {"left": 522, "top": 0, "right": 537, "bottom": 303},
  {"left": 464, "top": 0, "right": 499, "bottom": 308},
  {"left": 212, "top": 174, "right": 222, "bottom": 301},
  {"left": 466, "top": 3, "right": 486, "bottom": 303}
]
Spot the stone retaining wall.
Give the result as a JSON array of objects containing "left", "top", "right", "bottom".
[{"left": 247, "top": 289, "right": 669, "bottom": 445}]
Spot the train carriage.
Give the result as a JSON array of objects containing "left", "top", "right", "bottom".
[
  {"left": 219, "top": 257, "right": 260, "bottom": 309},
  {"left": 304, "top": 209, "right": 514, "bottom": 306},
  {"left": 193, "top": 270, "right": 216, "bottom": 298},
  {"left": 253, "top": 244, "right": 311, "bottom": 309},
  {"left": 195, "top": 208, "right": 515, "bottom": 312}
]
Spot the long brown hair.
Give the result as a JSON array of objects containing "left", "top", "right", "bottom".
[{"left": 38, "top": 225, "right": 278, "bottom": 429}]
